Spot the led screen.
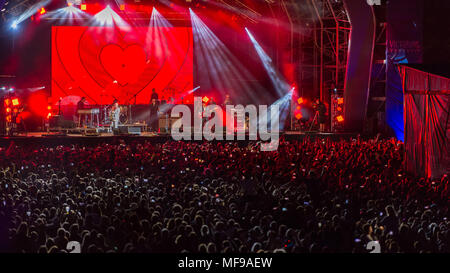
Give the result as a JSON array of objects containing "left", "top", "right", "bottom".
[{"left": 51, "top": 26, "right": 193, "bottom": 106}]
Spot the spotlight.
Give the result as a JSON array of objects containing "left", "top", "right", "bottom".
[
  {"left": 80, "top": 4, "right": 86, "bottom": 11},
  {"left": 336, "top": 115, "right": 344, "bottom": 123},
  {"left": 297, "top": 97, "right": 304, "bottom": 104},
  {"left": 11, "top": 21, "right": 18, "bottom": 29},
  {"left": 39, "top": 7, "right": 46, "bottom": 15}
]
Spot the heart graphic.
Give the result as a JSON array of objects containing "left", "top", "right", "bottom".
[
  {"left": 100, "top": 44, "right": 147, "bottom": 86},
  {"left": 53, "top": 26, "right": 193, "bottom": 105}
]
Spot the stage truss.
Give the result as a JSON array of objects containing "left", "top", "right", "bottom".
[{"left": 294, "top": 0, "right": 351, "bottom": 101}]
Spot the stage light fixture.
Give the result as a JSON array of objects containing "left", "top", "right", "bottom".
[
  {"left": 120, "top": 4, "right": 125, "bottom": 11},
  {"left": 39, "top": 7, "right": 46, "bottom": 15},
  {"left": 202, "top": 96, "right": 210, "bottom": 103},
  {"left": 337, "top": 97, "right": 344, "bottom": 104},
  {"left": 6, "top": 108, "right": 11, "bottom": 113},
  {"left": 12, "top": 98, "right": 20, "bottom": 106},
  {"left": 81, "top": 4, "right": 87, "bottom": 11},
  {"left": 297, "top": 97, "right": 304, "bottom": 104},
  {"left": 94, "top": 5, "right": 129, "bottom": 27},
  {"left": 48, "top": 5, "right": 92, "bottom": 24},
  {"left": 11, "top": 21, "right": 18, "bottom": 29},
  {"left": 336, "top": 115, "right": 344, "bottom": 122}
]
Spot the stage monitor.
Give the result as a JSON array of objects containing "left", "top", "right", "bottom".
[{"left": 51, "top": 26, "right": 193, "bottom": 107}]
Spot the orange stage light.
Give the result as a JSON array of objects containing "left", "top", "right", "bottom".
[
  {"left": 295, "top": 113, "right": 303, "bottom": 120},
  {"left": 297, "top": 97, "right": 304, "bottom": 104},
  {"left": 12, "top": 98, "right": 19, "bottom": 106},
  {"left": 120, "top": 4, "right": 125, "bottom": 11},
  {"left": 81, "top": 4, "right": 87, "bottom": 11},
  {"left": 4, "top": 99, "right": 11, "bottom": 106},
  {"left": 39, "top": 7, "right": 46, "bottom": 15},
  {"left": 202, "top": 96, "right": 210, "bottom": 103},
  {"left": 336, "top": 115, "right": 344, "bottom": 122},
  {"left": 337, "top": 97, "right": 344, "bottom": 104},
  {"left": 6, "top": 108, "right": 11, "bottom": 113}
]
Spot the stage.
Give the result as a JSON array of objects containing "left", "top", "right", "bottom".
[{"left": 0, "top": 130, "right": 359, "bottom": 146}]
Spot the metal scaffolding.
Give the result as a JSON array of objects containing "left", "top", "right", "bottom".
[{"left": 288, "top": 0, "right": 351, "bottom": 101}]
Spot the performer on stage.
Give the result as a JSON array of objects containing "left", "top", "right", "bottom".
[
  {"left": 314, "top": 98, "right": 327, "bottom": 132},
  {"left": 150, "top": 88, "right": 159, "bottom": 102},
  {"left": 111, "top": 100, "right": 120, "bottom": 130},
  {"left": 77, "top": 97, "right": 87, "bottom": 126},
  {"left": 149, "top": 98, "right": 160, "bottom": 132},
  {"left": 223, "top": 94, "right": 232, "bottom": 106}
]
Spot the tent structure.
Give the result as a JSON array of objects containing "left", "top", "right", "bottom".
[{"left": 401, "top": 64, "right": 450, "bottom": 178}]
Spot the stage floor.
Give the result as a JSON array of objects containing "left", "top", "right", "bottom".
[{"left": 0, "top": 130, "right": 359, "bottom": 146}]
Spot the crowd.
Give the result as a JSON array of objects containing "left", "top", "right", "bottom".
[{"left": 0, "top": 137, "right": 448, "bottom": 253}]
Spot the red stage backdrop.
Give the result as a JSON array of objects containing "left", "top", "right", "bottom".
[{"left": 51, "top": 26, "right": 193, "bottom": 106}]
